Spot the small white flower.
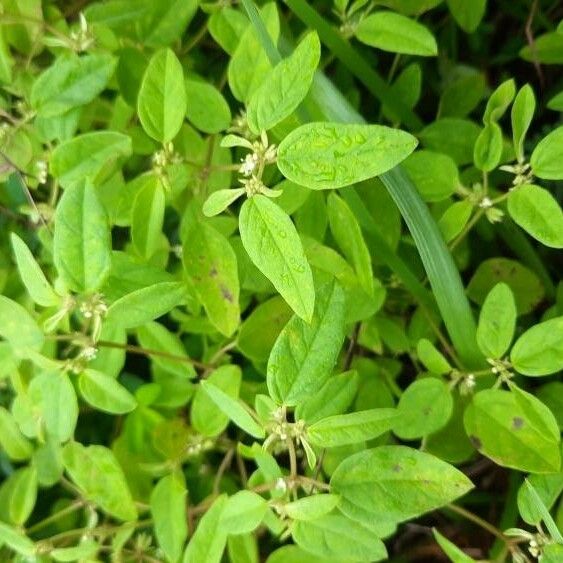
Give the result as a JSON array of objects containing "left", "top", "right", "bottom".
[
  {"left": 35, "top": 160, "right": 48, "bottom": 184},
  {"left": 240, "top": 153, "right": 258, "bottom": 176},
  {"left": 275, "top": 478, "right": 287, "bottom": 492},
  {"left": 479, "top": 196, "right": 493, "bottom": 208},
  {"left": 82, "top": 346, "right": 98, "bottom": 361},
  {"left": 459, "top": 374, "right": 476, "bottom": 396}
]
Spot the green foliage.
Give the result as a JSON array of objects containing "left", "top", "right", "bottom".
[
  {"left": 1, "top": 1, "right": 562, "bottom": 561},
  {"left": 277, "top": 122, "right": 417, "bottom": 190},
  {"left": 137, "top": 49, "right": 187, "bottom": 143},
  {"left": 355, "top": 12, "right": 438, "bottom": 56}
]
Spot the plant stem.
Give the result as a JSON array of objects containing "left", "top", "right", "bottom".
[
  {"left": 287, "top": 438, "right": 298, "bottom": 479},
  {"left": 213, "top": 449, "right": 234, "bottom": 495},
  {"left": 27, "top": 501, "right": 84, "bottom": 535},
  {"left": 182, "top": 22, "right": 208, "bottom": 54},
  {"left": 446, "top": 503, "right": 508, "bottom": 543},
  {"left": 42, "top": 519, "right": 152, "bottom": 546},
  {"left": 449, "top": 208, "right": 485, "bottom": 252},
  {"left": 96, "top": 340, "right": 211, "bottom": 370}
]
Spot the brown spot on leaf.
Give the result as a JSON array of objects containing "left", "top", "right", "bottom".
[
  {"left": 392, "top": 464, "right": 402, "bottom": 473},
  {"left": 221, "top": 285, "right": 234, "bottom": 303},
  {"left": 209, "top": 267, "right": 218, "bottom": 278},
  {"left": 469, "top": 435, "right": 482, "bottom": 449},
  {"left": 512, "top": 417, "right": 524, "bottom": 430}
]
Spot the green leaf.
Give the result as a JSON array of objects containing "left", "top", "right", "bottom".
[
  {"left": 510, "top": 317, "right": 563, "bottom": 376},
  {"left": 467, "top": 257, "right": 544, "bottom": 315},
  {"left": 239, "top": 195, "right": 315, "bottom": 321},
  {"left": 521, "top": 479, "right": 563, "bottom": 543},
  {"left": 507, "top": 184, "right": 563, "bottom": 249},
  {"left": 537, "top": 382, "right": 563, "bottom": 430},
  {"left": 511, "top": 84, "right": 535, "bottom": 163},
  {"left": 183, "top": 221, "right": 240, "bottom": 337},
  {"left": 185, "top": 78, "right": 231, "bottom": 134},
  {"left": 32, "top": 438, "right": 63, "bottom": 488},
  {"left": 433, "top": 529, "right": 476, "bottom": 562},
  {"left": 183, "top": 495, "right": 227, "bottom": 563},
  {"left": 439, "top": 72, "right": 487, "bottom": 118},
  {"left": 547, "top": 90, "right": 563, "bottom": 111},
  {"left": 53, "top": 180, "right": 112, "bottom": 293},
  {"left": 50, "top": 131, "right": 132, "bottom": 189},
  {"left": 78, "top": 369, "right": 137, "bottom": 414},
  {"left": 0, "top": 522, "right": 35, "bottom": 557},
  {"left": 0, "top": 407, "right": 33, "bottom": 461},
  {"left": 228, "top": 3, "right": 280, "bottom": 102},
  {"left": 284, "top": 494, "right": 340, "bottom": 521},
  {"left": 483, "top": 78, "right": 515, "bottom": 124},
  {"left": 267, "top": 278, "right": 346, "bottom": 406},
  {"left": 191, "top": 365, "right": 241, "bottom": 437},
  {"left": 200, "top": 380, "right": 265, "bottom": 439},
  {"left": 137, "top": 48, "right": 186, "bottom": 143},
  {"left": 381, "top": 62, "right": 422, "bottom": 124},
  {"left": 5, "top": 466, "right": 37, "bottom": 525},
  {"left": 402, "top": 150, "right": 459, "bottom": 202},
  {"left": 394, "top": 378, "right": 453, "bottom": 440},
  {"left": 221, "top": 491, "right": 268, "bottom": 534},
  {"left": 50, "top": 540, "right": 99, "bottom": 562},
  {"left": 419, "top": 118, "right": 481, "bottom": 165},
  {"left": 13, "top": 371, "right": 78, "bottom": 443},
  {"left": 238, "top": 296, "right": 292, "bottom": 364},
  {"left": 416, "top": 339, "right": 452, "bottom": 375},
  {"left": 520, "top": 32, "right": 563, "bottom": 64},
  {"left": 542, "top": 544, "right": 563, "bottom": 563},
  {"left": 139, "top": 0, "right": 198, "bottom": 48},
  {"left": 10, "top": 233, "right": 59, "bottom": 307},
  {"left": 203, "top": 189, "right": 246, "bottom": 217},
  {"left": 105, "top": 282, "right": 186, "bottom": 329},
  {"left": 131, "top": 179, "right": 166, "bottom": 260},
  {"left": 150, "top": 471, "right": 188, "bottom": 563},
  {"left": 227, "top": 534, "right": 259, "bottom": 563},
  {"left": 0, "top": 295, "right": 44, "bottom": 357},
  {"left": 327, "top": 192, "right": 373, "bottom": 295},
  {"left": 247, "top": 31, "right": 321, "bottom": 133},
  {"left": 517, "top": 473, "right": 563, "bottom": 526},
  {"left": 464, "top": 388, "right": 561, "bottom": 473},
  {"left": 476, "top": 282, "right": 516, "bottom": 359},
  {"left": 62, "top": 442, "right": 137, "bottom": 521},
  {"left": 209, "top": 7, "right": 249, "bottom": 56},
  {"left": 292, "top": 514, "right": 387, "bottom": 562},
  {"left": 307, "top": 408, "right": 397, "bottom": 447},
  {"left": 473, "top": 122, "right": 503, "bottom": 172},
  {"left": 355, "top": 12, "right": 437, "bottom": 56},
  {"left": 277, "top": 122, "right": 417, "bottom": 190},
  {"left": 295, "top": 370, "right": 359, "bottom": 424},
  {"left": 438, "top": 200, "right": 473, "bottom": 243},
  {"left": 531, "top": 126, "right": 563, "bottom": 180},
  {"left": 31, "top": 52, "right": 116, "bottom": 117},
  {"left": 136, "top": 322, "right": 196, "bottom": 379},
  {"left": 331, "top": 446, "right": 473, "bottom": 522},
  {"left": 446, "top": 0, "right": 487, "bottom": 33},
  {"left": 265, "top": 545, "right": 326, "bottom": 563}
]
